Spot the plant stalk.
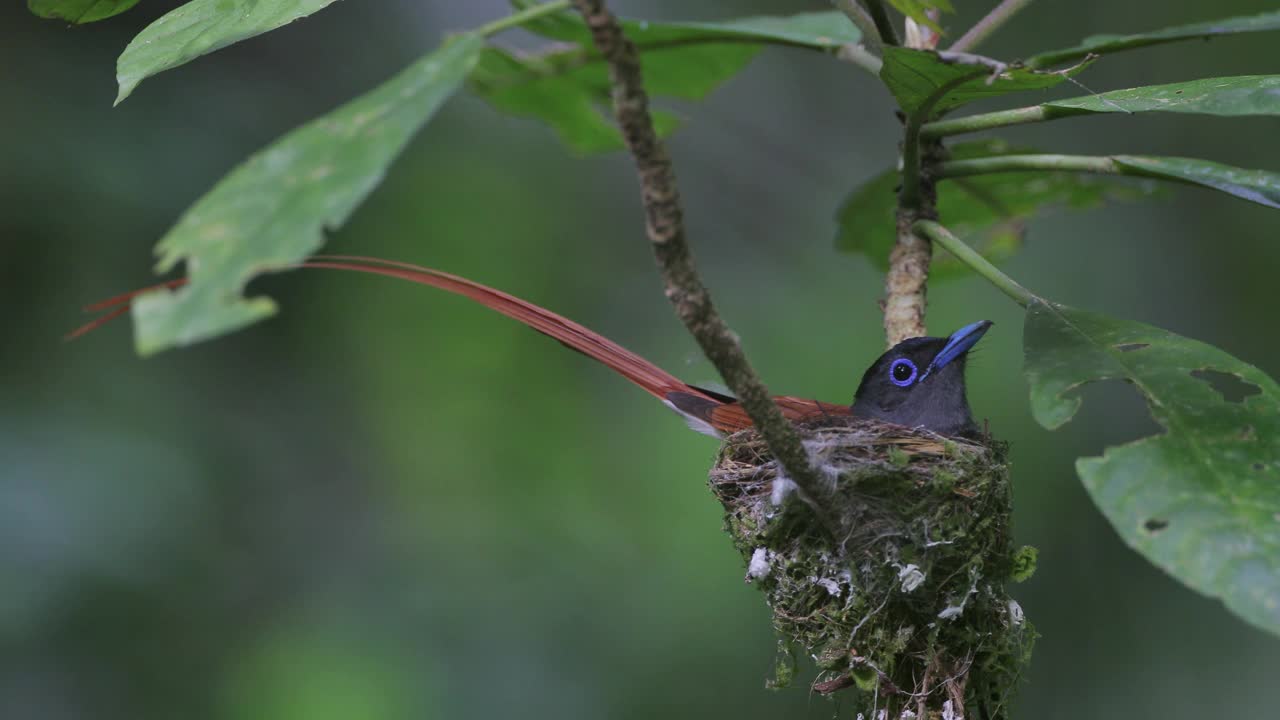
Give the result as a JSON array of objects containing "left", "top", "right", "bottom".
[
  {"left": 831, "top": 0, "right": 884, "bottom": 54},
  {"left": 476, "top": 0, "right": 571, "bottom": 38},
  {"left": 887, "top": 68, "right": 989, "bottom": 346},
  {"left": 913, "top": 221, "right": 1036, "bottom": 306},
  {"left": 936, "top": 154, "right": 1119, "bottom": 177},
  {"left": 836, "top": 43, "right": 885, "bottom": 74},
  {"left": 920, "top": 105, "right": 1050, "bottom": 139},
  {"left": 863, "top": 0, "right": 902, "bottom": 47}
]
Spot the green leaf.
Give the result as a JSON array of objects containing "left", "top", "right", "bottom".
[
  {"left": 1023, "top": 300, "right": 1280, "bottom": 636},
  {"left": 130, "top": 34, "right": 483, "bottom": 355},
  {"left": 115, "top": 0, "right": 343, "bottom": 104},
  {"left": 881, "top": 47, "right": 1088, "bottom": 119},
  {"left": 887, "top": 0, "right": 954, "bottom": 33},
  {"left": 1114, "top": 156, "right": 1280, "bottom": 209},
  {"left": 835, "top": 141, "right": 1153, "bottom": 278},
  {"left": 471, "top": 10, "right": 859, "bottom": 153},
  {"left": 470, "top": 48, "right": 685, "bottom": 154},
  {"left": 27, "top": 0, "right": 139, "bottom": 23},
  {"left": 1029, "top": 10, "right": 1280, "bottom": 68},
  {"left": 1042, "top": 75, "right": 1280, "bottom": 118},
  {"left": 512, "top": 2, "right": 860, "bottom": 50}
]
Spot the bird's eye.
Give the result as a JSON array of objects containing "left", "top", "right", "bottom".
[{"left": 889, "top": 358, "right": 917, "bottom": 387}]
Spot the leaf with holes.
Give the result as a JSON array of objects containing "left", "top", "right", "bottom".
[
  {"left": 471, "top": 9, "right": 859, "bottom": 153},
  {"left": 1024, "top": 300, "right": 1280, "bottom": 636},
  {"left": 116, "top": 0, "right": 344, "bottom": 104},
  {"left": 1040, "top": 76, "right": 1280, "bottom": 118},
  {"left": 130, "top": 34, "right": 482, "bottom": 355},
  {"left": 835, "top": 141, "right": 1155, "bottom": 278},
  {"left": 28, "top": 0, "right": 139, "bottom": 23},
  {"left": 1029, "top": 10, "right": 1280, "bottom": 68},
  {"left": 881, "top": 47, "right": 1090, "bottom": 119}
]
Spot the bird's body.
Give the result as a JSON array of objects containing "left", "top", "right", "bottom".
[{"left": 73, "top": 255, "right": 989, "bottom": 438}]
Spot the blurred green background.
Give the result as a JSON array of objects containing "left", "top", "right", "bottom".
[{"left": 4, "top": 1, "right": 1279, "bottom": 718}]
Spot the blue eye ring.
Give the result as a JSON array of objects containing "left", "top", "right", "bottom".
[{"left": 889, "top": 358, "right": 918, "bottom": 387}]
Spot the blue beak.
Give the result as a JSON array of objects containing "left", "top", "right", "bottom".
[{"left": 922, "top": 320, "right": 992, "bottom": 379}]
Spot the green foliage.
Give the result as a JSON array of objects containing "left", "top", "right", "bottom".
[
  {"left": 471, "top": 10, "right": 859, "bottom": 153},
  {"left": 513, "top": 2, "right": 859, "bottom": 49},
  {"left": 1029, "top": 10, "right": 1280, "bottom": 68},
  {"left": 27, "top": 0, "right": 138, "bottom": 23},
  {"left": 33, "top": 0, "right": 1280, "bottom": 661},
  {"left": 1043, "top": 75, "right": 1280, "bottom": 118},
  {"left": 835, "top": 140, "right": 1154, "bottom": 278},
  {"left": 1023, "top": 301, "right": 1280, "bottom": 636},
  {"left": 115, "top": 0, "right": 344, "bottom": 104},
  {"left": 130, "top": 35, "right": 482, "bottom": 355},
  {"left": 1115, "top": 155, "right": 1280, "bottom": 209},
  {"left": 881, "top": 47, "right": 1088, "bottom": 119}
]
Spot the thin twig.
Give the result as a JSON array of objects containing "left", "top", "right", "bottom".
[
  {"left": 913, "top": 220, "right": 1037, "bottom": 306},
  {"left": 862, "top": 0, "right": 901, "bottom": 47},
  {"left": 476, "top": 0, "right": 571, "bottom": 38},
  {"left": 567, "top": 0, "right": 835, "bottom": 532},
  {"left": 948, "top": 0, "right": 1034, "bottom": 54},
  {"left": 936, "top": 153, "right": 1118, "bottom": 177},
  {"left": 830, "top": 0, "right": 883, "bottom": 54},
  {"left": 836, "top": 42, "right": 884, "bottom": 74}
]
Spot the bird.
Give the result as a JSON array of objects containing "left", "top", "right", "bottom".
[{"left": 70, "top": 255, "right": 991, "bottom": 438}]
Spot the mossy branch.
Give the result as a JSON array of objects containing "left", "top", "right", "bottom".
[{"left": 567, "top": 0, "right": 834, "bottom": 530}]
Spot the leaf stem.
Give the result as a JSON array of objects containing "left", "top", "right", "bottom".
[
  {"left": 831, "top": 0, "right": 883, "bottom": 54},
  {"left": 836, "top": 43, "right": 885, "bottom": 74},
  {"left": 863, "top": 0, "right": 902, "bottom": 47},
  {"left": 476, "top": 0, "right": 571, "bottom": 38},
  {"left": 912, "top": 220, "right": 1037, "bottom": 306},
  {"left": 920, "top": 105, "right": 1050, "bottom": 138},
  {"left": 948, "top": 0, "right": 1035, "bottom": 54},
  {"left": 899, "top": 118, "right": 926, "bottom": 209},
  {"left": 936, "top": 154, "right": 1119, "bottom": 177}
]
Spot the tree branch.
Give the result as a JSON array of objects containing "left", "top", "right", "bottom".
[
  {"left": 948, "top": 0, "right": 1034, "bottom": 54},
  {"left": 567, "top": 0, "right": 834, "bottom": 531}
]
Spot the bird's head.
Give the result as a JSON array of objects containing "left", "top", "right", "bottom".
[{"left": 850, "top": 320, "right": 992, "bottom": 437}]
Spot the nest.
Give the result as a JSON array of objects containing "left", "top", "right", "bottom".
[{"left": 709, "top": 417, "right": 1036, "bottom": 720}]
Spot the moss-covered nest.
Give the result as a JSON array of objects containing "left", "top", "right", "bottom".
[{"left": 710, "top": 417, "right": 1035, "bottom": 720}]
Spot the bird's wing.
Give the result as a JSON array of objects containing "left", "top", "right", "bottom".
[{"left": 667, "top": 392, "right": 851, "bottom": 436}]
